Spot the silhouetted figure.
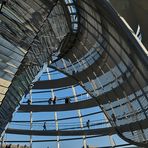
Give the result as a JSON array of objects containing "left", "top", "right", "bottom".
[
  {"left": 7, "top": 144, "right": 11, "bottom": 148},
  {"left": 72, "top": 71, "right": 75, "bottom": 75},
  {"left": 24, "top": 90, "right": 29, "bottom": 98},
  {"left": 27, "top": 99, "right": 31, "bottom": 105},
  {"left": 24, "top": 144, "right": 27, "bottom": 148},
  {"left": 53, "top": 96, "right": 57, "bottom": 105},
  {"left": 43, "top": 122, "right": 46, "bottom": 130},
  {"left": 65, "top": 97, "right": 70, "bottom": 104},
  {"left": 48, "top": 98, "right": 52, "bottom": 105},
  {"left": 111, "top": 113, "right": 116, "bottom": 122},
  {"left": 17, "top": 144, "right": 20, "bottom": 148},
  {"left": 86, "top": 120, "right": 90, "bottom": 129}
]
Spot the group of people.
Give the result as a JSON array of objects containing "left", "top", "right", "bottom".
[
  {"left": 48, "top": 96, "right": 57, "bottom": 105},
  {"left": 5, "top": 144, "right": 12, "bottom": 148},
  {"left": 5, "top": 144, "right": 28, "bottom": 148},
  {"left": 42, "top": 120, "right": 91, "bottom": 131},
  {"left": 26, "top": 96, "right": 71, "bottom": 105},
  {"left": 48, "top": 96, "right": 71, "bottom": 105}
]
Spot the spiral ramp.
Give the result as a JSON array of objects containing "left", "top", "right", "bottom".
[{"left": 0, "top": 0, "right": 148, "bottom": 147}]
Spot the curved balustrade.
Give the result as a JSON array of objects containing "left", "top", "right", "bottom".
[
  {"left": 12, "top": 110, "right": 103, "bottom": 123},
  {"left": 18, "top": 89, "right": 148, "bottom": 112},
  {"left": 10, "top": 119, "right": 108, "bottom": 131},
  {"left": 6, "top": 118, "right": 148, "bottom": 137},
  {"left": 33, "top": 61, "right": 133, "bottom": 90},
  {"left": 5, "top": 127, "right": 115, "bottom": 136}
]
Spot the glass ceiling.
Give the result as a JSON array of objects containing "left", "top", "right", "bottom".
[{"left": 0, "top": 0, "right": 147, "bottom": 147}]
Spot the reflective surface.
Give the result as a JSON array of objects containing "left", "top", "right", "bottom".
[{"left": 0, "top": 0, "right": 148, "bottom": 147}]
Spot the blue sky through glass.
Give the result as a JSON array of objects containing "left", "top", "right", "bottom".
[{"left": 4, "top": 68, "right": 130, "bottom": 148}]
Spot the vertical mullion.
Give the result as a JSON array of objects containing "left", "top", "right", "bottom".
[
  {"left": 46, "top": 68, "right": 60, "bottom": 148},
  {"left": 29, "top": 88, "right": 33, "bottom": 148},
  {"left": 72, "top": 85, "right": 87, "bottom": 148}
]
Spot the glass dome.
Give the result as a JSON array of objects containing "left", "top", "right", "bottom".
[{"left": 0, "top": 0, "right": 147, "bottom": 147}]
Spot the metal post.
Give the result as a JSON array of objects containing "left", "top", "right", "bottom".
[
  {"left": 47, "top": 68, "right": 60, "bottom": 148},
  {"left": 104, "top": 114, "right": 116, "bottom": 147},
  {"left": 29, "top": 88, "right": 33, "bottom": 148},
  {"left": 72, "top": 86, "right": 87, "bottom": 148},
  {"left": 123, "top": 92, "right": 145, "bottom": 142},
  {"left": 0, "top": 136, "right": 4, "bottom": 148},
  {"left": 63, "top": 58, "right": 87, "bottom": 148}
]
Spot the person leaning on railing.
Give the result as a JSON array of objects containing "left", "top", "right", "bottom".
[{"left": 65, "top": 97, "right": 71, "bottom": 104}]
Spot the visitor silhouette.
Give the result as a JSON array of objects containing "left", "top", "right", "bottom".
[
  {"left": 65, "top": 97, "right": 70, "bottom": 104},
  {"left": 86, "top": 120, "right": 90, "bottom": 129},
  {"left": 43, "top": 122, "right": 47, "bottom": 130}
]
